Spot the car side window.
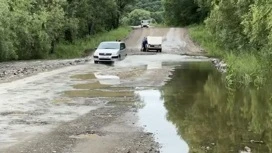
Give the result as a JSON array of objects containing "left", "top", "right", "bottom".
[{"left": 120, "top": 43, "right": 126, "bottom": 50}]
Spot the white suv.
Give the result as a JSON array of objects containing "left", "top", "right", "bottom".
[
  {"left": 93, "top": 41, "right": 127, "bottom": 63},
  {"left": 141, "top": 20, "right": 150, "bottom": 28}
]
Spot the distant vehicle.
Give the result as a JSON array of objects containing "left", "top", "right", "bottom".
[
  {"left": 93, "top": 41, "right": 127, "bottom": 64},
  {"left": 143, "top": 36, "right": 162, "bottom": 52},
  {"left": 141, "top": 20, "right": 150, "bottom": 28}
]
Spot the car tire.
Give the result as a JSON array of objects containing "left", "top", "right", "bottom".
[
  {"left": 118, "top": 54, "right": 121, "bottom": 60},
  {"left": 94, "top": 61, "right": 98, "bottom": 64}
]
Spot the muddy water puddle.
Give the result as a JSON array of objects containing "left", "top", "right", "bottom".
[
  {"left": 66, "top": 72, "right": 135, "bottom": 98},
  {"left": 65, "top": 90, "right": 134, "bottom": 98},
  {"left": 137, "top": 62, "right": 272, "bottom": 153}
]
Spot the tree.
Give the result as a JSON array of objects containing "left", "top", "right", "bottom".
[
  {"left": 127, "top": 9, "right": 151, "bottom": 26},
  {"left": 0, "top": 0, "right": 17, "bottom": 60},
  {"left": 242, "top": 0, "right": 272, "bottom": 49},
  {"left": 115, "top": 0, "right": 136, "bottom": 27},
  {"left": 163, "top": 0, "right": 206, "bottom": 26}
]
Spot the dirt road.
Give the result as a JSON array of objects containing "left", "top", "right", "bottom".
[
  {"left": 126, "top": 27, "right": 202, "bottom": 55},
  {"left": 0, "top": 27, "right": 207, "bottom": 153}
]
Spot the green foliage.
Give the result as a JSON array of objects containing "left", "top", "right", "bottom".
[
  {"left": 126, "top": 0, "right": 162, "bottom": 12},
  {"left": 123, "top": 0, "right": 164, "bottom": 25},
  {"left": 189, "top": 25, "right": 270, "bottom": 87},
  {"left": 187, "top": 0, "right": 272, "bottom": 87},
  {"left": 204, "top": 0, "right": 252, "bottom": 50},
  {"left": 242, "top": 0, "right": 272, "bottom": 49},
  {"left": 0, "top": 0, "right": 134, "bottom": 61},
  {"left": 163, "top": 0, "right": 207, "bottom": 26},
  {"left": 126, "top": 9, "right": 151, "bottom": 26},
  {"left": 150, "top": 11, "right": 164, "bottom": 24},
  {"left": 203, "top": 0, "right": 272, "bottom": 51},
  {"left": 189, "top": 25, "right": 223, "bottom": 57},
  {"left": 53, "top": 27, "right": 131, "bottom": 59}
]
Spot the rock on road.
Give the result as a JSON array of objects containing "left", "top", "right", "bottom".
[{"left": 0, "top": 27, "right": 207, "bottom": 153}]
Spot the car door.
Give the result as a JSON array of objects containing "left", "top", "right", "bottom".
[{"left": 120, "top": 43, "right": 126, "bottom": 58}]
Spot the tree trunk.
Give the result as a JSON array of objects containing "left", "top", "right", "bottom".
[
  {"left": 64, "top": 29, "right": 73, "bottom": 43},
  {"left": 88, "top": 22, "right": 95, "bottom": 35},
  {"left": 50, "top": 40, "right": 55, "bottom": 54}
]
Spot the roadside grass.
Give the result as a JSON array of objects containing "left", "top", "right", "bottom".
[
  {"left": 188, "top": 24, "right": 224, "bottom": 58},
  {"left": 51, "top": 26, "right": 132, "bottom": 59},
  {"left": 188, "top": 24, "right": 267, "bottom": 87}
]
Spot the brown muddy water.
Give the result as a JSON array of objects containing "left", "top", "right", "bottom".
[{"left": 137, "top": 62, "right": 271, "bottom": 153}]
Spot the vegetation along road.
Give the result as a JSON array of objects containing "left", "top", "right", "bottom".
[{"left": 0, "top": 0, "right": 271, "bottom": 153}]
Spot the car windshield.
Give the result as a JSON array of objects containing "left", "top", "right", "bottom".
[
  {"left": 142, "top": 20, "right": 149, "bottom": 23},
  {"left": 98, "top": 42, "right": 120, "bottom": 49}
]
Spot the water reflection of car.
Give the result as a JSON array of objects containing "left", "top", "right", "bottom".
[{"left": 93, "top": 41, "right": 127, "bottom": 64}]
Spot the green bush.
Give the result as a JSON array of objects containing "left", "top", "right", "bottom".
[
  {"left": 189, "top": 24, "right": 269, "bottom": 87},
  {"left": 126, "top": 9, "right": 151, "bottom": 26},
  {"left": 189, "top": 25, "right": 224, "bottom": 57}
]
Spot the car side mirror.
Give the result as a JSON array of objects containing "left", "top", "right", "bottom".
[{"left": 94, "top": 47, "right": 97, "bottom": 50}]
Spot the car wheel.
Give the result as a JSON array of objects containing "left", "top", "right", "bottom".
[
  {"left": 118, "top": 54, "right": 121, "bottom": 60},
  {"left": 94, "top": 61, "right": 98, "bottom": 64}
]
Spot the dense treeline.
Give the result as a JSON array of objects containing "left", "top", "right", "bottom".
[
  {"left": 127, "top": 0, "right": 162, "bottom": 12},
  {"left": 0, "top": 0, "right": 134, "bottom": 61},
  {"left": 163, "top": 0, "right": 208, "bottom": 26}
]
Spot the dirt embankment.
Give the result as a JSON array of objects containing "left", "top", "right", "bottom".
[{"left": 0, "top": 58, "right": 90, "bottom": 83}]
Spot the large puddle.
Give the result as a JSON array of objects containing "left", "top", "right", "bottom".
[
  {"left": 2, "top": 56, "right": 271, "bottom": 152},
  {"left": 137, "top": 62, "right": 272, "bottom": 153}
]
